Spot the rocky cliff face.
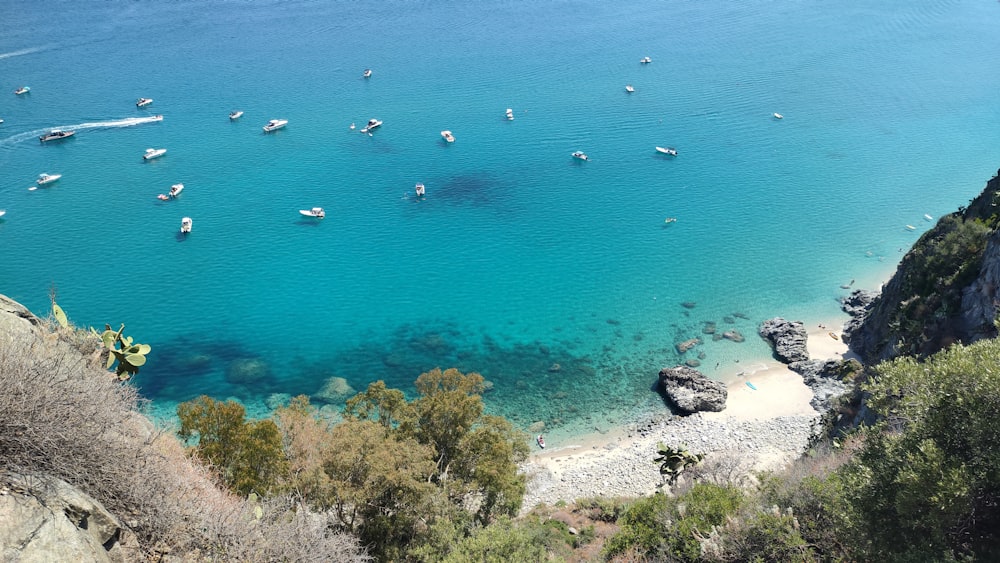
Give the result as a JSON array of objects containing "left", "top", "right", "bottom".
[{"left": 846, "top": 169, "right": 1000, "bottom": 364}]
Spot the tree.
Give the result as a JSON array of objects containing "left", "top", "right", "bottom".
[
  {"left": 176, "top": 395, "right": 288, "bottom": 496},
  {"left": 839, "top": 338, "right": 1000, "bottom": 559}
]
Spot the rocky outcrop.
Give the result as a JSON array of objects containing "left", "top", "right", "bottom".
[
  {"left": 789, "top": 358, "right": 861, "bottom": 413},
  {"left": 0, "top": 473, "right": 127, "bottom": 563},
  {"left": 658, "top": 366, "right": 727, "bottom": 414},
  {"left": 0, "top": 294, "right": 45, "bottom": 339},
  {"left": 846, "top": 171, "right": 1000, "bottom": 364},
  {"left": 758, "top": 318, "right": 809, "bottom": 363}
]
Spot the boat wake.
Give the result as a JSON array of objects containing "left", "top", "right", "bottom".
[
  {"left": 0, "top": 116, "right": 162, "bottom": 148},
  {"left": 0, "top": 45, "right": 50, "bottom": 60}
]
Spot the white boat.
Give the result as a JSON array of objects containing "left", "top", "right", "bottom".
[
  {"left": 640, "top": 56, "right": 652, "bottom": 64},
  {"left": 0, "top": 210, "right": 6, "bottom": 218},
  {"left": 39, "top": 130, "right": 75, "bottom": 143},
  {"left": 136, "top": 97, "right": 153, "bottom": 107},
  {"left": 655, "top": 146, "right": 678, "bottom": 156},
  {"left": 505, "top": 108, "right": 514, "bottom": 120},
  {"left": 263, "top": 119, "right": 288, "bottom": 132},
  {"left": 415, "top": 183, "right": 426, "bottom": 197},
  {"left": 537, "top": 435, "right": 545, "bottom": 449},
  {"left": 299, "top": 207, "right": 326, "bottom": 219},
  {"left": 924, "top": 214, "right": 934, "bottom": 221},
  {"left": 664, "top": 217, "right": 677, "bottom": 224},
  {"left": 143, "top": 148, "right": 167, "bottom": 160},
  {"left": 158, "top": 183, "right": 184, "bottom": 200},
  {"left": 361, "top": 118, "right": 382, "bottom": 133},
  {"left": 36, "top": 173, "right": 61, "bottom": 185},
  {"left": 229, "top": 110, "right": 244, "bottom": 120},
  {"left": 905, "top": 224, "right": 916, "bottom": 231},
  {"left": 625, "top": 84, "right": 635, "bottom": 93},
  {"left": 14, "top": 86, "right": 30, "bottom": 95},
  {"left": 773, "top": 112, "right": 784, "bottom": 119},
  {"left": 363, "top": 69, "right": 372, "bottom": 78},
  {"left": 571, "top": 151, "right": 588, "bottom": 161},
  {"left": 180, "top": 217, "right": 192, "bottom": 233},
  {"left": 441, "top": 130, "right": 455, "bottom": 143}
]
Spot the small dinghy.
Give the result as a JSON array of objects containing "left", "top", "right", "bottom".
[{"left": 536, "top": 435, "right": 545, "bottom": 449}]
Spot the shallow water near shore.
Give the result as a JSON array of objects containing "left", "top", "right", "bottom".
[{"left": 2, "top": 1, "right": 999, "bottom": 436}]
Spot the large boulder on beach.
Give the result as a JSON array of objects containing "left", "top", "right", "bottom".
[
  {"left": 789, "top": 358, "right": 861, "bottom": 413},
  {"left": 759, "top": 318, "right": 809, "bottom": 363},
  {"left": 658, "top": 366, "right": 727, "bottom": 414}
]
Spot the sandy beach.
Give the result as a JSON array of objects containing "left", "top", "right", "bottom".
[{"left": 520, "top": 319, "right": 853, "bottom": 512}]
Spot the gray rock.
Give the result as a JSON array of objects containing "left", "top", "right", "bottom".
[
  {"left": 789, "top": 359, "right": 854, "bottom": 413},
  {"left": 658, "top": 366, "right": 728, "bottom": 414},
  {"left": 0, "top": 473, "right": 124, "bottom": 563},
  {"left": 759, "top": 318, "right": 809, "bottom": 363}
]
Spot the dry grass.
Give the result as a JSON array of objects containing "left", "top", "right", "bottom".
[{"left": 0, "top": 326, "right": 368, "bottom": 562}]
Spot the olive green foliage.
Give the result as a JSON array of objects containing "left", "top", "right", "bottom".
[
  {"left": 889, "top": 215, "right": 990, "bottom": 356},
  {"left": 756, "top": 472, "right": 852, "bottom": 560},
  {"left": 177, "top": 396, "right": 288, "bottom": 496},
  {"left": 838, "top": 338, "right": 1000, "bottom": 560},
  {"left": 409, "top": 517, "right": 566, "bottom": 563},
  {"left": 604, "top": 484, "right": 745, "bottom": 561},
  {"left": 278, "top": 369, "right": 529, "bottom": 561}
]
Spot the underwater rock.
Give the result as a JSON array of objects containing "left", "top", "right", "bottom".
[
  {"left": 675, "top": 337, "right": 702, "bottom": 354},
  {"left": 265, "top": 393, "right": 292, "bottom": 410},
  {"left": 529, "top": 421, "right": 546, "bottom": 433},
  {"left": 226, "top": 358, "right": 271, "bottom": 385},
  {"left": 681, "top": 301, "right": 697, "bottom": 309},
  {"left": 314, "top": 376, "right": 356, "bottom": 403},
  {"left": 723, "top": 330, "right": 745, "bottom": 343},
  {"left": 702, "top": 322, "right": 717, "bottom": 335},
  {"left": 685, "top": 359, "right": 701, "bottom": 368},
  {"left": 548, "top": 363, "right": 562, "bottom": 373}
]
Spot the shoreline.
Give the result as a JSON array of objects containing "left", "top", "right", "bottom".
[{"left": 520, "top": 315, "right": 855, "bottom": 513}]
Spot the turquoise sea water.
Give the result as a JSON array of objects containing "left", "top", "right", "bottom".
[{"left": 3, "top": 1, "right": 999, "bottom": 436}]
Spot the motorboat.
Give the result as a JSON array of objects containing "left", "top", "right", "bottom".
[
  {"left": 150, "top": 114, "right": 164, "bottom": 121},
  {"left": 505, "top": 108, "right": 514, "bottom": 120},
  {"left": 625, "top": 84, "right": 635, "bottom": 93},
  {"left": 39, "top": 130, "right": 75, "bottom": 143},
  {"left": 180, "top": 217, "right": 192, "bottom": 234},
  {"left": 571, "top": 151, "right": 588, "bottom": 161},
  {"left": 441, "top": 130, "right": 455, "bottom": 143},
  {"left": 537, "top": 435, "right": 545, "bottom": 449},
  {"left": 143, "top": 147, "right": 167, "bottom": 160},
  {"left": 0, "top": 210, "right": 6, "bottom": 218},
  {"left": 415, "top": 183, "right": 426, "bottom": 197},
  {"left": 924, "top": 213, "right": 934, "bottom": 222},
  {"left": 158, "top": 183, "right": 184, "bottom": 200},
  {"left": 640, "top": 56, "right": 652, "bottom": 64},
  {"left": 14, "top": 86, "right": 30, "bottom": 95},
  {"left": 263, "top": 119, "right": 288, "bottom": 132},
  {"left": 905, "top": 225, "right": 916, "bottom": 231},
  {"left": 37, "top": 173, "right": 61, "bottom": 185},
  {"left": 363, "top": 69, "right": 372, "bottom": 78},
  {"left": 664, "top": 217, "right": 677, "bottom": 224},
  {"left": 773, "top": 112, "right": 783, "bottom": 119},
  {"left": 655, "top": 146, "right": 678, "bottom": 156},
  {"left": 136, "top": 97, "right": 153, "bottom": 107},
  {"left": 229, "top": 110, "right": 244, "bottom": 120},
  {"left": 360, "top": 118, "right": 382, "bottom": 133},
  {"left": 299, "top": 207, "right": 326, "bottom": 219}
]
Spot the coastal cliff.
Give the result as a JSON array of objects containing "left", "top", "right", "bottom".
[{"left": 846, "top": 169, "right": 1000, "bottom": 364}]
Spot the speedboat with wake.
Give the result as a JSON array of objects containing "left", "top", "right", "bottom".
[
  {"left": 143, "top": 148, "right": 167, "bottom": 160},
  {"left": 39, "top": 130, "right": 75, "bottom": 143},
  {"left": 263, "top": 119, "right": 288, "bottom": 132},
  {"left": 441, "top": 130, "right": 455, "bottom": 143},
  {"left": 655, "top": 146, "right": 678, "bottom": 156},
  {"left": 180, "top": 217, "right": 192, "bottom": 234},
  {"left": 299, "top": 207, "right": 326, "bottom": 219}
]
